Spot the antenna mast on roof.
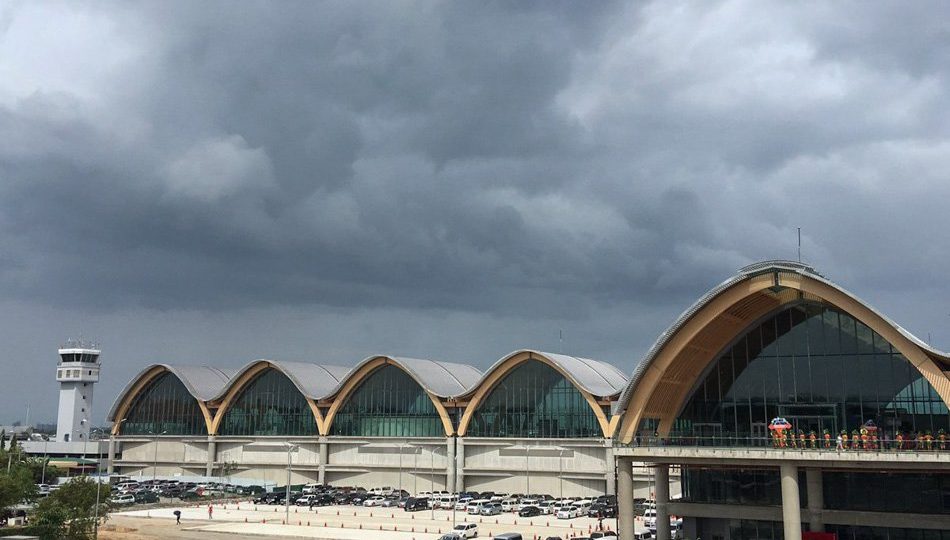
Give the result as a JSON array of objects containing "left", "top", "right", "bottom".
[
  {"left": 797, "top": 227, "right": 802, "bottom": 262},
  {"left": 559, "top": 329, "right": 563, "bottom": 354}
]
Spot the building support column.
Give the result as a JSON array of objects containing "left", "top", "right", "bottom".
[
  {"left": 107, "top": 436, "right": 116, "bottom": 475},
  {"left": 617, "top": 457, "right": 634, "bottom": 540},
  {"left": 446, "top": 437, "right": 456, "bottom": 494},
  {"left": 318, "top": 436, "right": 328, "bottom": 485},
  {"left": 205, "top": 437, "right": 216, "bottom": 478},
  {"left": 806, "top": 468, "right": 823, "bottom": 532},
  {"left": 455, "top": 438, "right": 465, "bottom": 492},
  {"left": 604, "top": 443, "right": 616, "bottom": 495},
  {"left": 655, "top": 464, "right": 671, "bottom": 540},
  {"left": 781, "top": 463, "right": 802, "bottom": 540}
]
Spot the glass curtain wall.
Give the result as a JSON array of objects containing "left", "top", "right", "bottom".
[
  {"left": 673, "top": 303, "right": 950, "bottom": 445},
  {"left": 121, "top": 372, "right": 207, "bottom": 435},
  {"left": 467, "top": 361, "right": 602, "bottom": 438},
  {"left": 330, "top": 364, "right": 444, "bottom": 437},
  {"left": 218, "top": 369, "right": 317, "bottom": 436}
]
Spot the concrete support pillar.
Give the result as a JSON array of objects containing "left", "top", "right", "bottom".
[
  {"left": 446, "top": 437, "right": 456, "bottom": 493},
  {"left": 806, "top": 468, "right": 824, "bottom": 532},
  {"left": 655, "top": 464, "right": 671, "bottom": 540},
  {"left": 617, "top": 457, "right": 635, "bottom": 540},
  {"left": 455, "top": 438, "right": 465, "bottom": 492},
  {"left": 107, "top": 436, "right": 116, "bottom": 475},
  {"left": 604, "top": 443, "right": 616, "bottom": 495},
  {"left": 318, "top": 437, "right": 329, "bottom": 485},
  {"left": 780, "top": 463, "right": 802, "bottom": 540},
  {"left": 205, "top": 437, "right": 216, "bottom": 478}
]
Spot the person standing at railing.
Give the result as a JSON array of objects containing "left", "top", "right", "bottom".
[
  {"left": 835, "top": 433, "right": 844, "bottom": 452},
  {"left": 896, "top": 432, "right": 904, "bottom": 450},
  {"left": 938, "top": 429, "right": 947, "bottom": 451}
]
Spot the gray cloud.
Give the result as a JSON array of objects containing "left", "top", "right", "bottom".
[{"left": 1, "top": 0, "right": 950, "bottom": 424}]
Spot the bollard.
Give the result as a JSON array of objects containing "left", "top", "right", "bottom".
[{"left": 244, "top": 518, "right": 247, "bottom": 523}]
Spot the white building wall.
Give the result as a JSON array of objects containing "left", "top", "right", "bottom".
[{"left": 113, "top": 435, "right": 616, "bottom": 498}]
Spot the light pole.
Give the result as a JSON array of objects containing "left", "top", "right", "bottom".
[
  {"left": 524, "top": 445, "right": 530, "bottom": 497},
  {"left": 148, "top": 430, "right": 168, "bottom": 482},
  {"left": 284, "top": 443, "right": 299, "bottom": 525},
  {"left": 398, "top": 442, "right": 404, "bottom": 495},
  {"left": 93, "top": 441, "right": 103, "bottom": 540},
  {"left": 41, "top": 438, "right": 49, "bottom": 484},
  {"left": 430, "top": 443, "right": 435, "bottom": 520},
  {"left": 558, "top": 448, "right": 565, "bottom": 499}
]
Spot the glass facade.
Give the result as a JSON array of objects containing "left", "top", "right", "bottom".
[
  {"left": 218, "top": 369, "right": 318, "bottom": 436},
  {"left": 823, "top": 472, "right": 950, "bottom": 515},
  {"left": 330, "top": 364, "right": 444, "bottom": 437},
  {"left": 467, "top": 361, "right": 602, "bottom": 438},
  {"left": 121, "top": 372, "right": 207, "bottom": 435},
  {"left": 681, "top": 467, "right": 802, "bottom": 507},
  {"left": 826, "top": 525, "right": 950, "bottom": 540},
  {"left": 672, "top": 303, "right": 949, "bottom": 445}
]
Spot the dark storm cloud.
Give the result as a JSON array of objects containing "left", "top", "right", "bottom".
[{"left": 2, "top": 0, "right": 950, "bottom": 423}]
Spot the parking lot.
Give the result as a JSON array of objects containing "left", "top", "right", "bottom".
[{"left": 114, "top": 498, "right": 634, "bottom": 539}]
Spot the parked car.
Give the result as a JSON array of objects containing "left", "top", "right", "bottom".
[
  {"left": 590, "top": 531, "right": 618, "bottom": 540},
  {"left": 404, "top": 497, "right": 429, "bottom": 512},
  {"left": 480, "top": 502, "right": 503, "bottom": 516},
  {"left": 556, "top": 506, "right": 579, "bottom": 519},
  {"left": 518, "top": 505, "right": 541, "bottom": 517},
  {"left": 110, "top": 493, "right": 136, "bottom": 505},
  {"left": 438, "top": 534, "right": 463, "bottom": 540},
  {"left": 493, "top": 534, "right": 523, "bottom": 540},
  {"left": 309, "top": 494, "right": 334, "bottom": 507},
  {"left": 453, "top": 523, "right": 479, "bottom": 538},
  {"left": 133, "top": 491, "right": 159, "bottom": 504},
  {"left": 467, "top": 499, "right": 490, "bottom": 514},
  {"left": 296, "top": 494, "right": 317, "bottom": 506},
  {"left": 363, "top": 495, "right": 386, "bottom": 507},
  {"left": 179, "top": 490, "right": 201, "bottom": 501}
]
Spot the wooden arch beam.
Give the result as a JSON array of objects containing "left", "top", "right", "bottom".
[
  {"left": 617, "top": 271, "right": 950, "bottom": 444},
  {"left": 456, "top": 350, "right": 613, "bottom": 438},
  {"left": 110, "top": 365, "right": 214, "bottom": 436},
  {"left": 208, "top": 361, "right": 324, "bottom": 436},
  {"left": 321, "top": 357, "right": 454, "bottom": 437}
]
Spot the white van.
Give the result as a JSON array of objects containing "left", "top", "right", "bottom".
[
  {"left": 466, "top": 498, "right": 490, "bottom": 514},
  {"left": 455, "top": 496, "right": 473, "bottom": 510},
  {"left": 439, "top": 495, "right": 458, "bottom": 509}
]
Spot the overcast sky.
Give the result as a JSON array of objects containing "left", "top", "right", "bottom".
[{"left": 2, "top": 1, "right": 950, "bottom": 425}]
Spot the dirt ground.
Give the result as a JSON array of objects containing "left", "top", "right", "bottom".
[{"left": 100, "top": 515, "right": 299, "bottom": 540}]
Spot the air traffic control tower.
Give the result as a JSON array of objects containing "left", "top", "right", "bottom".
[{"left": 55, "top": 340, "right": 101, "bottom": 443}]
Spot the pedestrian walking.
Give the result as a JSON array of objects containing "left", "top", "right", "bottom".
[
  {"left": 208, "top": 504, "right": 213, "bottom": 520},
  {"left": 173, "top": 510, "right": 181, "bottom": 525}
]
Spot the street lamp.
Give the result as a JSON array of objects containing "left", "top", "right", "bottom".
[
  {"left": 398, "top": 442, "right": 404, "bottom": 495},
  {"left": 284, "top": 443, "right": 299, "bottom": 525},
  {"left": 524, "top": 445, "right": 530, "bottom": 497},
  {"left": 558, "top": 448, "right": 566, "bottom": 499},
  {"left": 147, "top": 430, "right": 168, "bottom": 482}
]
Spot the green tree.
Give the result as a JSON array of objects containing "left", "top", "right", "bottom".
[
  {"left": 24, "top": 457, "right": 64, "bottom": 485},
  {"left": 33, "top": 477, "right": 112, "bottom": 540}
]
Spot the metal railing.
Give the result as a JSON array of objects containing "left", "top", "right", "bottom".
[{"left": 631, "top": 433, "right": 950, "bottom": 452}]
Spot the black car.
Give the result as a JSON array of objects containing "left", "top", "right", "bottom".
[
  {"left": 179, "top": 490, "right": 201, "bottom": 501},
  {"left": 588, "top": 503, "right": 618, "bottom": 518},
  {"left": 404, "top": 497, "right": 429, "bottom": 512},
  {"left": 349, "top": 493, "right": 369, "bottom": 505},
  {"left": 134, "top": 491, "right": 160, "bottom": 504},
  {"left": 518, "top": 505, "right": 542, "bottom": 517},
  {"left": 309, "top": 494, "right": 334, "bottom": 507}
]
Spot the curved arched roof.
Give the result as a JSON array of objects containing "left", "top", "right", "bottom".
[
  {"left": 327, "top": 355, "right": 484, "bottom": 399},
  {"left": 212, "top": 359, "right": 351, "bottom": 401},
  {"left": 477, "top": 349, "right": 628, "bottom": 399},
  {"left": 615, "top": 259, "right": 950, "bottom": 422},
  {"left": 107, "top": 364, "right": 233, "bottom": 422}
]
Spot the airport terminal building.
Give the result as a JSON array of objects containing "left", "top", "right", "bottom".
[{"left": 106, "top": 261, "right": 950, "bottom": 540}]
